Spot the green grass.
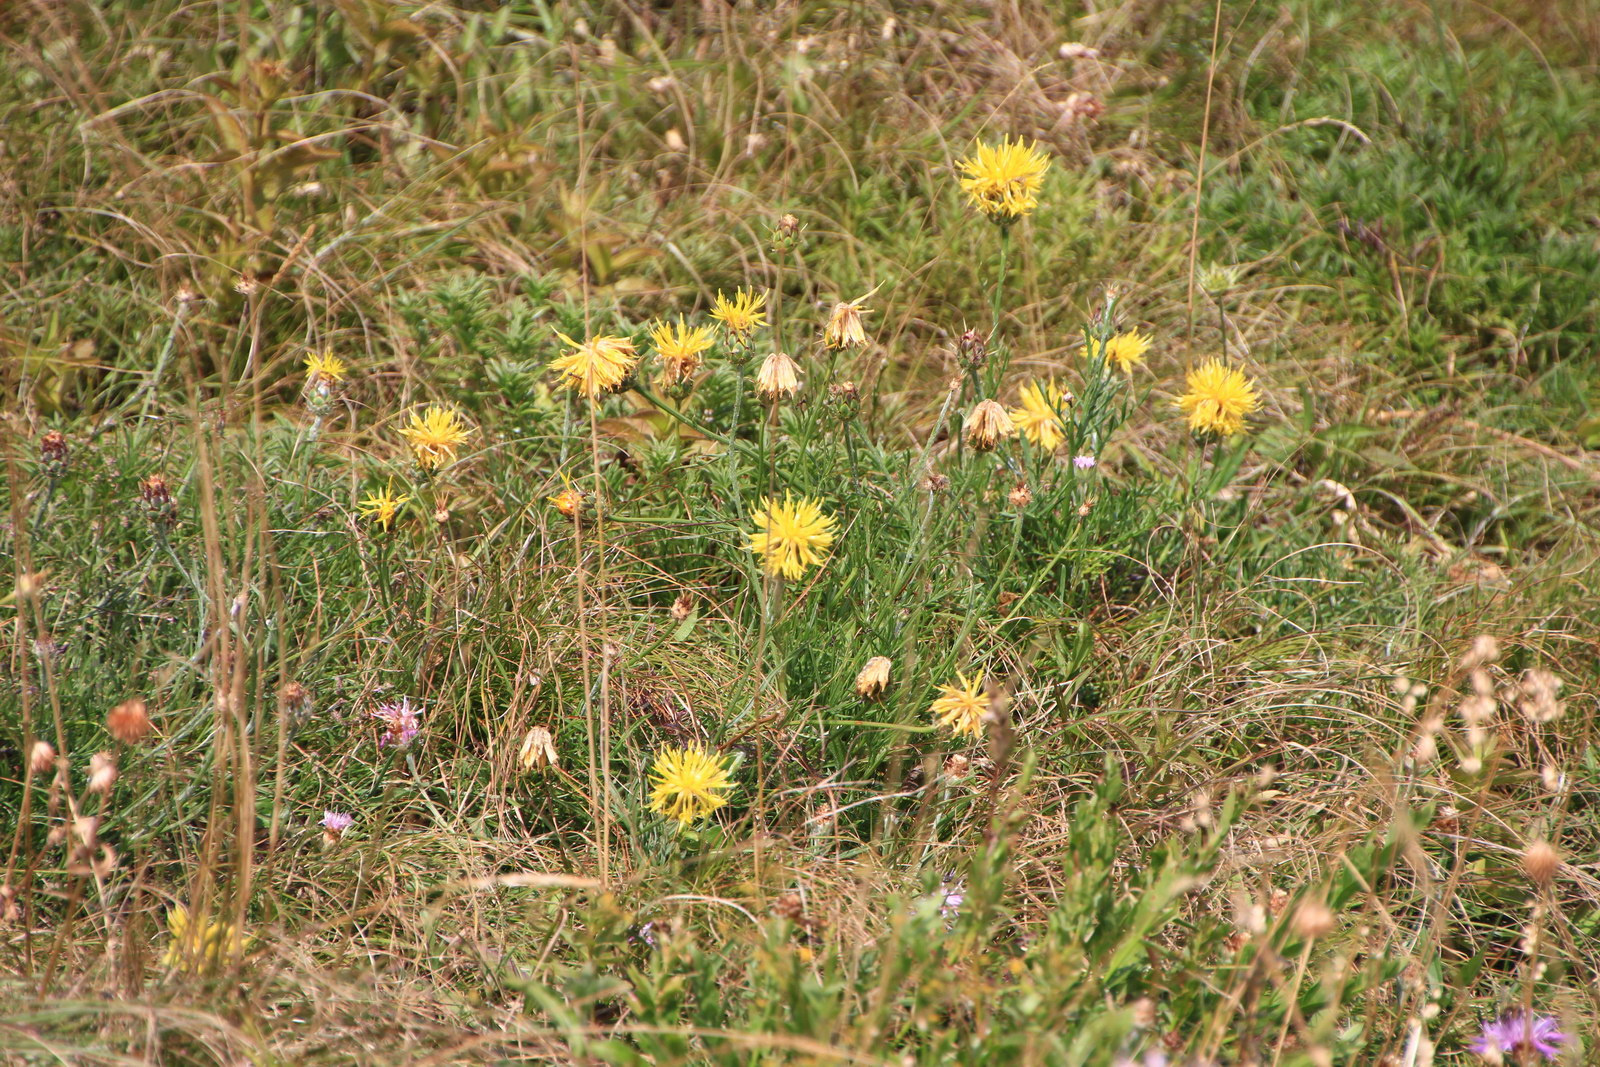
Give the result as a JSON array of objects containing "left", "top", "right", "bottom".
[{"left": 3, "top": 1, "right": 1599, "bottom": 1064}]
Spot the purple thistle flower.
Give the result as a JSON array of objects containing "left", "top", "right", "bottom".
[
  {"left": 372, "top": 697, "right": 420, "bottom": 749},
  {"left": 1073, "top": 454, "right": 1097, "bottom": 470},
  {"left": 320, "top": 811, "right": 354, "bottom": 833},
  {"left": 1470, "top": 1012, "right": 1566, "bottom": 1062}
]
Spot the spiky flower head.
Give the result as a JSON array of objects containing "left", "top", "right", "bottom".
[
  {"left": 1009, "top": 379, "right": 1072, "bottom": 450},
  {"left": 304, "top": 350, "right": 347, "bottom": 385},
  {"left": 956, "top": 137, "right": 1051, "bottom": 222},
  {"left": 1088, "top": 329, "right": 1152, "bottom": 374},
  {"left": 755, "top": 350, "right": 801, "bottom": 401},
  {"left": 648, "top": 744, "right": 735, "bottom": 828},
  {"left": 1199, "top": 262, "right": 1243, "bottom": 295},
  {"left": 964, "top": 399, "right": 1016, "bottom": 451},
  {"left": 1176, "top": 361, "right": 1260, "bottom": 438},
  {"left": 748, "top": 492, "right": 838, "bottom": 580},
  {"left": 549, "top": 330, "right": 640, "bottom": 398},
  {"left": 358, "top": 481, "right": 410, "bottom": 531},
  {"left": 320, "top": 811, "right": 354, "bottom": 844},
  {"left": 649, "top": 317, "right": 714, "bottom": 386},
  {"left": 372, "top": 697, "right": 420, "bottom": 749},
  {"left": 1469, "top": 1012, "right": 1566, "bottom": 1062},
  {"left": 398, "top": 405, "right": 472, "bottom": 470},
  {"left": 710, "top": 288, "right": 767, "bottom": 345},
  {"left": 824, "top": 296, "right": 871, "bottom": 349},
  {"left": 548, "top": 473, "right": 586, "bottom": 518},
  {"left": 930, "top": 671, "right": 991, "bottom": 738}
]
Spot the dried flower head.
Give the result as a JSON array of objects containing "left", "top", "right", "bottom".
[
  {"left": 1009, "top": 379, "right": 1071, "bottom": 450},
  {"left": 855, "top": 656, "right": 892, "bottom": 699},
  {"left": 920, "top": 472, "right": 951, "bottom": 493},
  {"left": 518, "top": 725, "right": 559, "bottom": 772},
  {"left": 710, "top": 288, "right": 767, "bottom": 346},
  {"left": 87, "top": 751, "right": 118, "bottom": 795},
  {"left": 964, "top": 399, "right": 1016, "bottom": 451},
  {"left": 1522, "top": 839, "right": 1560, "bottom": 887},
  {"left": 1292, "top": 900, "right": 1336, "bottom": 940},
  {"left": 1460, "top": 635, "right": 1502, "bottom": 670},
  {"left": 671, "top": 591, "right": 695, "bottom": 620},
  {"left": 748, "top": 493, "right": 838, "bottom": 580},
  {"left": 1009, "top": 481, "right": 1033, "bottom": 508},
  {"left": 28, "top": 740, "right": 56, "bottom": 777},
  {"left": 357, "top": 481, "right": 410, "bottom": 531},
  {"left": 1517, "top": 669, "right": 1564, "bottom": 724},
  {"left": 824, "top": 296, "right": 871, "bottom": 349},
  {"left": 755, "top": 350, "right": 801, "bottom": 401},
  {"left": 107, "top": 698, "right": 152, "bottom": 744},
  {"left": 930, "top": 671, "right": 991, "bottom": 737},
  {"left": 1176, "top": 361, "right": 1260, "bottom": 438},
  {"left": 957, "top": 137, "right": 1051, "bottom": 222},
  {"left": 398, "top": 405, "right": 472, "bottom": 470},
  {"left": 372, "top": 697, "right": 421, "bottom": 749},
  {"left": 649, "top": 317, "right": 714, "bottom": 386},
  {"left": 40, "top": 431, "right": 69, "bottom": 480},
  {"left": 648, "top": 744, "right": 735, "bottom": 828},
  {"left": 279, "top": 682, "right": 313, "bottom": 724},
  {"left": 549, "top": 330, "right": 640, "bottom": 398},
  {"left": 958, "top": 329, "right": 987, "bottom": 368}
]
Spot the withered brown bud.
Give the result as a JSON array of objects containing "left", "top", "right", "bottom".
[
  {"left": 920, "top": 472, "right": 950, "bottom": 493},
  {"left": 1008, "top": 481, "right": 1033, "bottom": 508},
  {"left": 773, "top": 890, "right": 806, "bottom": 923},
  {"left": 87, "top": 752, "right": 118, "bottom": 795},
  {"left": 1522, "top": 840, "right": 1560, "bottom": 887},
  {"left": 107, "top": 698, "right": 152, "bottom": 744},
  {"left": 29, "top": 740, "right": 57, "bottom": 776},
  {"left": 670, "top": 591, "right": 694, "bottom": 621},
  {"left": 40, "top": 431, "right": 69, "bottom": 479},
  {"left": 958, "top": 329, "right": 987, "bottom": 368},
  {"left": 278, "top": 681, "right": 312, "bottom": 723},
  {"left": 139, "top": 475, "right": 177, "bottom": 532}
]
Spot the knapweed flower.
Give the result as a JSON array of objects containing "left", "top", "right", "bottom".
[
  {"left": 372, "top": 697, "right": 420, "bottom": 749},
  {"left": 823, "top": 295, "right": 871, "bottom": 349},
  {"left": 358, "top": 482, "right": 410, "bottom": 531},
  {"left": 930, "top": 671, "right": 991, "bottom": 737},
  {"left": 1009, "top": 379, "right": 1071, "bottom": 450},
  {"left": 398, "top": 405, "right": 472, "bottom": 470},
  {"left": 1176, "top": 360, "right": 1260, "bottom": 438},
  {"left": 649, "top": 317, "right": 714, "bottom": 386},
  {"left": 1089, "top": 329, "right": 1152, "bottom": 374},
  {"left": 303, "top": 350, "right": 347, "bottom": 385},
  {"left": 320, "top": 811, "right": 354, "bottom": 844},
  {"left": 755, "top": 350, "right": 801, "bottom": 401},
  {"left": 163, "top": 904, "right": 253, "bottom": 974},
  {"left": 550, "top": 330, "right": 640, "bottom": 398},
  {"left": 956, "top": 137, "right": 1051, "bottom": 222},
  {"left": 1469, "top": 1012, "right": 1566, "bottom": 1062},
  {"left": 648, "top": 744, "right": 735, "bottom": 828},
  {"left": 855, "top": 656, "right": 892, "bottom": 699},
  {"left": 964, "top": 399, "right": 1016, "bottom": 451},
  {"left": 710, "top": 287, "right": 767, "bottom": 345},
  {"left": 748, "top": 493, "right": 838, "bottom": 580}
]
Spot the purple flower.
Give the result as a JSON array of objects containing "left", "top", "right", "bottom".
[
  {"left": 372, "top": 697, "right": 420, "bottom": 749},
  {"left": 1470, "top": 1012, "right": 1566, "bottom": 1062},
  {"left": 320, "top": 811, "right": 354, "bottom": 832},
  {"left": 1073, "top": 454, "right": 1097, "bottom": 470},
  {"left": 938, "top": 882, "right": 965, "bottom": 922}
]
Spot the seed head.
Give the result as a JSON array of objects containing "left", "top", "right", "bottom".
[
  {"left": 1292, "top": 900, "right": 1336, "bottom": 940},
  {"left": 29, "top": 741, "right": 56, "bottom": 776},
  {"left": 107, "top": 698, "right": 153, "bottom": 744},
  {"left": 1522, "top": 839, "right": 1560, "bottom": 887},
  {"left": 87, "top": 752, "right": 118, "bottom": 795},
  {"left": 670, "top": 591, "right": 694, "bottom": 621},
  {"left": 1517, "top": 669, "right": 1564, "bottom": 724},
  {"left": 278, "top": 681, "right": 313, "bottom": 724},
  {"left": 1008, "top": 481, "right": 1033, "bottom": 508}
]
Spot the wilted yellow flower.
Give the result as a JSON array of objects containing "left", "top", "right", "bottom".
[
  {"left": 1088, "top": 329, "right": 1152, "bottom": 374},
  {"left": 755, "top": 350, "right": 801, "bottom": 401},
  {"left": 398, "top": 405, "right": 472, "bottom": 470},
  {"left": 358, "top": 481, "right": 410, "bottom": 531},
  {"left": 930, "top": 671, "right": 991, "bottom": 737},
  {"left": 650, "top": 317, "right": 714, "bottom": 385},
  {"left": 649, "top": 744, "right": 735, "bottom": 828},
  {"left": 303, "top": 350, "right": 347, "bottom": 384},
  {"left": 549, "top": 330, "right": 640, "bottom": 398},
  {"left": 1009, "top": 379, "right": 1071, "bottom": 450},
  {"left": 823, "top": 296, "right": 871, "bottom": 349},
  {"left": 710, "top": 288, "right": 767, "bottom": 345},
  {"left": 518, "top": 725, "right": 559, "bottom": 772},
  {"left": 748, "top": 492, "right": 838, "bottom": 580},
  {"left": 956, "top": 137, "right": 1051, "bottom": 221},
  {"left": 549, "top": 483, "right": 586, "bottom": 518},
  {"left": 1176, "top": 360, "right": 1260, "bottom": 438},
  {"left": 163, "top": 903, "right": 253, "bottom": 974},
  {"left": 855, "top": 656, "right": 892, "bottom": 699},
  {"left": 963, "top": 399, "right": 1016, "bottom": 451}
]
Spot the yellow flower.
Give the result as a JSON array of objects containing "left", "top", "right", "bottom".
[
  {"left": 929, "top": 671, "right": 991, "bottom": 738},
  {"left": 398, "top": 405, "right": 472, "bottom": 471},
  {"left": 648, "top": 744, "right": 734, "bottom": 828},
  {"left": 162, "top": 903, "right": 253, "bottom": 974},
  {"left": 755, "top": 350, "right": 801, "bottom": 401},
  {"left": 357, "top": 481, "right": 410, "bottom": 531},
  {"left": 957, "top": 137, "right": 1051, "bottom": 222},
  {"left": 855, "top": 656, "right": 892, "bottom": 699},
  {"left": 304, "top": 350, "right": 347, "bottom": 384},
  {"left": 1009, "top": 379, "right": 1072, "bottom": 450},
  {"left": 1089, "top": 329, "right": 1153, "bottom": 374},
  {"left": 549, "top": 330, "right": 640, "bottom": 398},
  {"left": 549, "top": 486, "right": 585, "bottom": 518},
  {"left": 748, "top": 492, "right": 838, "bottom": 580},
  {"left": 710, "top": 288, "right": 767, "bottom": 345},
  {"left": 963, "top": 399, "right": 1016, "bottom": 451},
  {"left": 650, "top": 317, "right": 714, "bottom": 386},
  {"left": 1176, "top": 360, "right": 1260, "bottom": 438},
  {"left": 823, "top": 296, "right": 871, "bottom": 349}
]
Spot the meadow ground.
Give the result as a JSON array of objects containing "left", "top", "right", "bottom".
[{"left": 3, "top": 1, "right": 1599, "bottom": 1064}]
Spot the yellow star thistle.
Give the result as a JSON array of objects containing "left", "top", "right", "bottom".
[
  {"left": 956, "top": 137, "right": 1051, "bottom": 222},
  {"left": 1089, "top": 329, "right": 1153, "bottom": 374},
  {"left": 549, "top": 330, "right": 640, "bottom": 398},
  {"left": 929, "top": 671, "right": 991, "bottom": 738},
  {"left": 357, "top": 481, "right": 410, "bottom": 531},
  {"left": 398, "top": 405, "right": 472, "bottom": 471},
  {"left": 649, "top": 317, "right": 714, "bottom": 385},
  {"left": 747, "top": 492, "right": 838, "bottom": 580},
  {"left": 648, "top": 744, "right": 735, "bottom": 828},
  {"left": 710, "top": 287, "right": 767, "bottom": 345},
  {"left": 1176, "top": 360, "right": 1260, "bottom": 438},
  {"left": 303, "top": 350, "right": 347, "bottom": 384},
  {"left": 1009, "top": 379, "right": 1072, "bottom": 451}
]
